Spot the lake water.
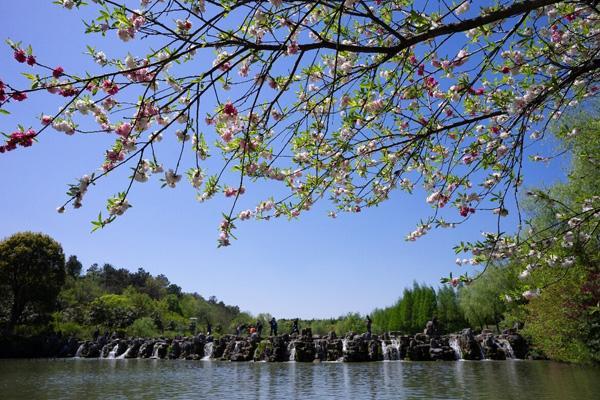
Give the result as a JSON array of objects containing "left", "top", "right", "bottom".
[{"left": 0, "top": 359, "right": 598, "bottom": 399}]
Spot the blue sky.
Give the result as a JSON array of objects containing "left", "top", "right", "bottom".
[{"left": 0, "top": 1, "right": 567, "bottom": 318}]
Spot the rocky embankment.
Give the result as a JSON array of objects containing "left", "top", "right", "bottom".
[{"left": 1, "top": 324, "right": 528, "bottom": 361}]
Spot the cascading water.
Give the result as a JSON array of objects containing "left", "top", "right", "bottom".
[
  {"left": 99, "top": 344, "right": 109, "bottom": 359},
  {"left": 287, "top": 342, "right": 296, "bottom": 361},
  {"left": 497, "top": 338, "right": 515, "bottom": 359},
  {"left": 336, "top": 338, "right": 349, "bottom": 362},
  {"left": 151, "top": 344, "right": 160, "bottom": 359},
  {"left": 107, "top": 344, "right": 119, "bottom": 359},
  {"left": 314, "top": 340, "right": 327, "bottom": 361},
  {"left": 449, "top": 337, "right": 463, "bottom": 360},
  {"left": 233, "top": 341, "right": 242, "bottom": 353},
  {"left": 478, "top": 342, "right": 486, "bottom": 360},
  {"left": 116, "top": 346, "right": 131, "bottom": 359},
  {"left": 202, "top": 342, "right": 214, "bottom": 360},
  {"left": 74, "top": 344, "right": 85, "bottom": 358},
  {"left": 381, "top": 339, "right": 401, "bottom": 361}
]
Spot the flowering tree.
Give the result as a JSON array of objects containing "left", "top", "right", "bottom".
[{"left": 1, "top": 0, "right": 599, "bottom": 292}]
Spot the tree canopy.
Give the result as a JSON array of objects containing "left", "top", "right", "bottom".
[
  {"left": 0, "top": 0, "right": 599, "bottom": 289},
  {"left": 0, "top": 232, "right": 66, "bottom": 333}
]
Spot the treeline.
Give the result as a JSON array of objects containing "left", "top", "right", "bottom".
[
  {"left": 56, "top": 262, "right": 252, "bottom": 338},
  {"left": 0, "top": 241, "right": 252, "bottom": 339},
  {"left": 0, "top": 239, "right": 467, "bottom": 339},
  {"left": 371, "top": 284, "right": 465, "bottom": 334}
]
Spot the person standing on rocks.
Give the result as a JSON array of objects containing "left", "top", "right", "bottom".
[
  {"left": 256, "top": 320, "right": 263, "bottom": 336},
  {"left": 366, "top": 315, "right": 372, "bottom": 336},
  {"left": 269, "top": 317, "right": 278, "bottom": 336},
  {"left": 206, "top": 320, "right": 212, "bottom": 336},
  {"left": 236, "top": 324, "right": 246, "bottom": 336},
  {"left": 290, "top": 318, "right": 300, "bottom": 335}
]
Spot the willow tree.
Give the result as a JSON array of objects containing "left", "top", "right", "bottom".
[{"left": 1, "top": 1, "right": 599, "bottom": 292}]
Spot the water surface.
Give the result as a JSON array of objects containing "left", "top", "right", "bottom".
[{"left": 0, "top": 359, "right": 598, "bottom": 399}]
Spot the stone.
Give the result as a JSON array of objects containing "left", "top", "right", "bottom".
[{"left": 457, "top": 329, "right": 484, "bottom": 360}]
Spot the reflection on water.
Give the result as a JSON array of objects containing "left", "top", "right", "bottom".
[{"left": 0, "top": 359, "right": 598, "bottom": 400}]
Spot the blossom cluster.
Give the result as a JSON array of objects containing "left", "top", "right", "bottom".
[
  {"left": 0, "top": 0, "right": 598, "bottom": 253},
  {"left": 0, "top": 129, "right": 36, "bottom": 153}
]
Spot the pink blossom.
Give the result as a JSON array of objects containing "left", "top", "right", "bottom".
[
  {"left": 115, "top": 122, "right": 132, "bottom": 137},
  {"left": 238, "top": 62, "right": 250, "bottom": 77},
  {"left": 11, "top": 91, "right": 27, "bottom": 101},
  {"left": 223, "top": 101, "right": 238, "bottom": 117},
  {"left": 286, "top": 41, "right": 299, "bottom": 55},
  {"left": 13, "top": 49, "right": 26, "bottom": 63},
  {"left": 224, "top": 187, "right": 237, "bottom": 197},
  {"left": 102, "top": 80, "right": 119, "bottom": 95},
  {"left": 53, "top": 66, "right": 64, "bottom": 78},
  {"left": 220, "top": 130, "right": 233, "bottom": 142}
]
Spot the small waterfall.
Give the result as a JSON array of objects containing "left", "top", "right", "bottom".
[
  {"left": 336, "top": 338, "right": 349, "bottom": 362},
  {"left": 117, "top": 346, "right": 131, "bottom": 359},
  {"left": 233, "top": 341, "right": 242, "bottom": 353},
  {"left": 202, "top": 342, "right": 214, "bottom": 360},
  {"left": 314, "top": 341, "right": 322, "bottom": 361},
  {"left": 74, "top": 343, "right": 85, "bottom": 358},
  {"left": 107, "top": 344, "right": 119, "bottom": 359},
  {"left": 287, "top": 342, "right": 296, "bottom": 361},
  {"left": 478, "top": 342, "right": 486, "bottom": 360},
  {"left": 381, "top": 339, "right": 401, "bottom": 361},
  {"left": 151, "top": 343, "right": 160, "bottom": 359},
  {"left": 449, "top": 337, "right": 463, "bottom": 360},
  {"left": 99, "top": 344, "right": 108, "bottom": 359},
  {"left": 497, "top": 338, "right": 515, "bottom": 359}
]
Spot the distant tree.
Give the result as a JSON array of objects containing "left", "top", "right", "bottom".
[
  {"left": 86, "top": 263, "right": 100, "bottom": 277},
  {"left": 459, "top": 265, "right": 516, "bottom": 332},
  {"left": 98, "top": 263, "right": 132, "bottom": 293},
  {"left": 142, "top": 274, "right": 169, "bottom": 300},
  {"left": 65, "top": 255, "right": 83, "bottom": 278},
  {"left": 436, "top": 285, "right": 466, "bottom": 333},
  {"left": 412, "top": 283, "right": 437, "bottom": 332},
  {"left": 335, "top": 313, "right": 365, "bottom": 336},
  {"left": 0, "top": 232, "right": 65, "bottom": 333},
  {"left": 88, "top": 293, "right": 137, "bottom": 329},
  {"left": 397, "top": 288, "right": 413, "bottom": 333},
  {"left": 129, "top": 267, "right": 151, "bottom": 288},
  {"left": 167, "top": 283, "right": 183, "bottom": 297}
]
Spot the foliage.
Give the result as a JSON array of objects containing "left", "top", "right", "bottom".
[
  {"left": 65, "top": 255, "right": 83, "bottom": 278},
  {"left": 460, "top": 108, "right": 600, "bottom": 363},
  {"left": 371, "top": 282, "right": 459, "bottom": 334},
  {"left": 458, "top": 265, "right": 517, "bottom": 331},
  {"left": 127, "top": 317, "right": 160, "bottom": 338},
  {"left": 503, "top": 110, "right": 600, "bottom": 363},
  {"left": 53, "top": 265, "right": 247, "bottom": 337},
  {"left": 333, "top": 313, "right": 365, "bottom": 336},
  {"left": 436, "top": 285, "right": 468, "bottom": 333},
  {"left": 0, "top": 232, "right": 66, "bottom": 333},
  {"left": 519, "top": 266, "right": 593, "bottom": 363}
]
